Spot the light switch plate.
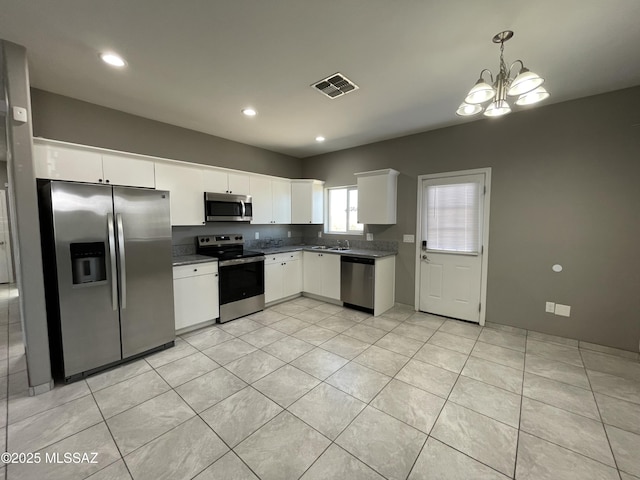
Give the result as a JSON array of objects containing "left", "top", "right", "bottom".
[
  {"left": 555, "top": 304, "right": 571, "bottom": 317},
  {"left": 545, "top": 302, "right": 555, "bottom": 313},
  {"left": 287, "top": 231, "right": 291, "bottom": 238},
  {"left": 254, "top": 232, "right": 259, "bottom": 240},
  {"left": 366, "top": 233, "right": 373, "bottom": 241},
  {"left": 403, "top": 234, "right": 415, "bottom": 243},
  {"left": 318, "top": 231, "right": 322, "bottom": 238}
]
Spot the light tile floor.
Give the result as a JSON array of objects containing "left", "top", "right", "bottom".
[{"left": 2, "top": 286, "right": 640, "bottom": 480}]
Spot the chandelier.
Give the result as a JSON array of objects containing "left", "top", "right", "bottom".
[{"left": 456, "top": 30, "right": 549, "bottom": 117}]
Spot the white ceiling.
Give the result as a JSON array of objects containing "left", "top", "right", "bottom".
[{"left": 1, "top": 0, "right": 640, "bottom": 158}]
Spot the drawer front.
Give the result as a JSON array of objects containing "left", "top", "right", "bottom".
[
  {"left": 173, "top": 262, "right": 218, "bottom": 279},
  {"left": 285, "top": 251, "right": 301, "bottom": 262},
  {"left": 265, "top": 251, "right": 300, "bottom": 265}
]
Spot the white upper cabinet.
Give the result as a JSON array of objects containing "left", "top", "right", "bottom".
[
  {"left": 155, "top": 162, "right": 205, "bottom": 226},
  {"left": 33, "top": 141, "right": 155, "bottom": 188},
  {"left": 291, "top": 180, "right": 324, "bottom": 224},
  {"left": 272, "top": 179, "right": 291, "bottom": 224},
  {"left": 249, "top": 176, "right": 272, "bottom": 224},
  {"left": 202, "top": 169, "right": 250, "bottom": 195},
  {"left": 250, "top": 176, "right": 291, "bottom": 224},
  {"left": 34, "top": 143, "right": 104, "bottom": 184},
  {"left": 102, "top": 154, "right": 155, "bottom": 188},
  {"left": 355, "top": 169, "right": 399, "bottom": 224},
  {"left": 228, "top": 172, "right": 251, "bottom": 195}
]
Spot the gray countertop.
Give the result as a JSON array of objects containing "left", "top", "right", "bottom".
[
  {"left": 172, "top": 254, "right": 218, "bottom": 266},
  {"left": 258, "top": 245, "right": 396, "bottom": 259},
  {"left": 173, "top": 245, "right": 396, "bottom": 266}
]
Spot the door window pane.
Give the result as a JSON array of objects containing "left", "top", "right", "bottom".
[{"left": 424, "top": 182, "right": 480, "bottom": 253}]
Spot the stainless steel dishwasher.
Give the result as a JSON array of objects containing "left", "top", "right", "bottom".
[{"left": 341, "top": 255, "right": 375, "bottom": 313}]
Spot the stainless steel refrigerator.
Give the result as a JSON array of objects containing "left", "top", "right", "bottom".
[{"left": 39, "top": 181, "right": 175, "bottom": 381}]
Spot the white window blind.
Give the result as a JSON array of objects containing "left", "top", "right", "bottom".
[
  {"left": 327, "top": 186, "right": 363, "bottom": 234},
  {"left": 424, "top": 182, "right": 480, "bottom": 253}
]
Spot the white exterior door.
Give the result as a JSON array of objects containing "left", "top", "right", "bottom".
[{"left": 417, "top": 170, "right": 490, "bottom": 324}]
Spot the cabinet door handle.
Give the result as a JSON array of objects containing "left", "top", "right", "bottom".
[
  {"left": 106, "top": 179, "right": 110, "bottom": 183},
  {"left": 194, "top": 268, "right": 198, "bottom": 272},
  {"left": 98, "top": 178, "right": 103, "bottom": 183}
]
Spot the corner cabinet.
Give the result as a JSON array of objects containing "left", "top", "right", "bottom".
[
  {"left": 355, "top": 169, "right": 399, "bottom": 224},
  {"left": 33, "top": 141, "right": 155, "bottom": 188},
  {"left": 302, "top": 251, "right": 340, "bottom": 300},
  {"left": 155, "top": 162, "right": 205, "bottom": 226},
  {"left": 291, "top": 180, "right": 324, "bottom": 224},
  {"left": 173, "top": 262, "right": 219, "bottom": 332}
]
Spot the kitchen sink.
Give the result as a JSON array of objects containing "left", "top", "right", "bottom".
[
  {"left": 311, "top": 246, "right": 328, "bottom": 250},
  {"left": 328, "top": 247, "right": 351, "bottom": 251}
]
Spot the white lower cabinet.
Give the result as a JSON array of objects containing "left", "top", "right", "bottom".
[
  {"left": 265, "top": 252, "right": 302, "bottom": 303},
  {"left": 173, "top": 262, "right": 219, "bottom": 331},
  {"left": 302, "top": 252, "right": 340, "bottom": 301}
]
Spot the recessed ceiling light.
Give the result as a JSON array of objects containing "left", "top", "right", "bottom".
[
  {"left": 315, "top": 136, "right": 325, "bottom": 142},
  {"left": 242, "top": 108, "right": 257, "bottom": 117},
  {"left": 100, "top": 52, "right": 126, "bottom": 68}
]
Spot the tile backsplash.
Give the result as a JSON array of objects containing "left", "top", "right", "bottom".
[{"left": 171, "top": 223, "right": 398, "bottom": 256}]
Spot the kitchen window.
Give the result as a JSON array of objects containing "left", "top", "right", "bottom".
[{"left": 326, "top": 186, "right": 363, "bottom": 234}]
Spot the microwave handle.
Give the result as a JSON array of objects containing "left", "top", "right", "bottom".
[{"left": 240, "top": 200, "right": 246, "bottom": 218}]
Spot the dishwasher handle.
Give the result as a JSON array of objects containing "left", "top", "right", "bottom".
[{"left": 341, "top": 255, "right": 375, "bottom": 265}]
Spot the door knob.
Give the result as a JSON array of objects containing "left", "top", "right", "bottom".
[{"left": 422, "top": 254, "right": 429, "bottom": 261}]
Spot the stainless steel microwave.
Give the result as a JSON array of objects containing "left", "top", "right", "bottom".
[{"left": 204, "top": 192, "right": 253, "bottom": 222}]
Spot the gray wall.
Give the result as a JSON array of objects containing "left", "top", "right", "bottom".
[
  {"left": 302, "top": 86, "right": 640, "bottom": 352},
  {"left": 30, "top": 89, "right": 302, "bottom": 179},
  {"left": 2, "top": 41, "right": 51, "bottom": 391}
]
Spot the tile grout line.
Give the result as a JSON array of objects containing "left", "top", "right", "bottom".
[{"left": 578, "top": 347, "right": 624, "bottom": 479}]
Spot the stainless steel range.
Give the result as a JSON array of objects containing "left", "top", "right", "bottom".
[{"left": 197, "top": 234, "right": 265, "bottom": 323}]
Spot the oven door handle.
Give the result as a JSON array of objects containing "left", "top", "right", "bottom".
[{"left": 219, "top": 256, "right": 265, "bottom": 267}]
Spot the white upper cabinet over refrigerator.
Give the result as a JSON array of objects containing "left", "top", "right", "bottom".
[
  {"left": 291, "top": 179, "right": 324, "bottom": 224},
  {"left": 202, "top": 168, "right": 251, "bottom": 195},
  {"left": 355, "top": 169, "right": 399, "bottom": 224},
  {"left": 33, "top": 140, "right": 155, "bottom": 188}
]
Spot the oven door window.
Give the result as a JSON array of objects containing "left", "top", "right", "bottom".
[
  {"left": 206, "top": 200, "right": 243, "bottom": 218},
  {"left": 219, "top": 261, "right": 264, "bottom": 304}
]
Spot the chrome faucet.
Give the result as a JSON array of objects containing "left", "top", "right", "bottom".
[{"left": 345, "top": 240, "right": 350, "bottom": 249}]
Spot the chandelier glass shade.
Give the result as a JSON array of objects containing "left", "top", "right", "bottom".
[{"left": 457, "top": 31, "right": 549, "bottom": 118}]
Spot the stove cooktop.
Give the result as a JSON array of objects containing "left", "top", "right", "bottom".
[{"left": 196, "top": 234, "right": 263, "bottom": 261}]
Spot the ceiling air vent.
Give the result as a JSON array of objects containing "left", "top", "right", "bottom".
[{"left": 312, "top": 73, "right": 359, "bottom": 99}]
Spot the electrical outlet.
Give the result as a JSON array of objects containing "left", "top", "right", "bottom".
[
  {"left": 545, "top": 302, "right": 555, "bottom": 313},
  {"left": 287, "top": 231, "right": 291, "bottom": 238},
  {"left": 318, "top": 231, "right": 322, "bottom": 238},
  {"left": 254, "top": 232, "right": 259, "bottom": 240},
  {"left": 366, "top": 233, "right": 373, "bottom": 241},
  {"left": 403, "top": 234, "right": 415, "bottom": 243},
  {"left": 555, "top": 304, "right": 571, "bottom": 317}
]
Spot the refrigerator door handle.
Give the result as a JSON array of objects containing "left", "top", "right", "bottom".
[
  {"left": 107, "top": 213, "right": 118, "bottom": 311},
  {"left": 116, "top": 213, "right": 127, "bottom": 309}
]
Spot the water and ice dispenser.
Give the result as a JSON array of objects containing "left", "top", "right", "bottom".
[{"left": 70, "top": 242, "right": 107, "bottom": 285}]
